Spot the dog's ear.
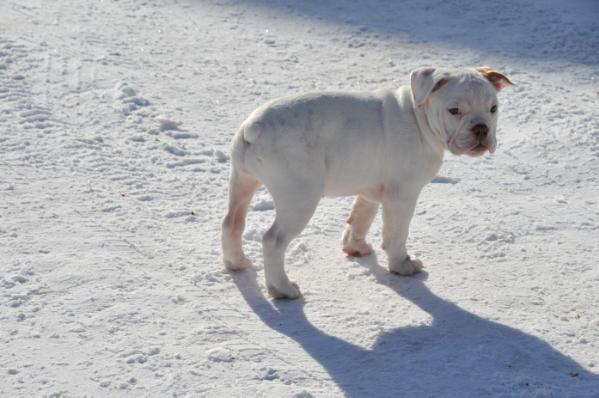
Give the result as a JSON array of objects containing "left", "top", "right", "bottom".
[
  {"left": 411, "top": 67, "right": 449, "bottom": 107},
  {"left": 477, "top": 67, "right": 514, "bottom": 92}
]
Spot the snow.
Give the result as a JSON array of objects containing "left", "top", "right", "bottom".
[{"left": 1, "top": 0, "right": 598, "bottom": 396}]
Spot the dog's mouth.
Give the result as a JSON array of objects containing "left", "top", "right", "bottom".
[
  {"left": 447, "top": 141, "right": 489, "bottom": 157},
  {"left": 465, "top": 143, "right": 488, "bottom": 157}
]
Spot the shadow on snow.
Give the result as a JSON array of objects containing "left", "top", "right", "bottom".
[
  {"left": 233, "top": 255, "right": 599, "bottom": 397},
  {"left": 204, "top": 0, "right": 599, "bottom": 67}
]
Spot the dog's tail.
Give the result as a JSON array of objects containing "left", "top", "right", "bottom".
[
  {"left": 232, "top": 106, "right": 271, "bottom": 174},
  {"left": 230, "top": 123, "right": 259, "bottom": 177},
  {"left": 230, "top": 128, "right": 248, "bottom": 168},
  {"left": 241, "top": 100, "right": 275, "bottom": 144},
  {"left": 241, "top": 117, "right": 264, "bottom": 144}
]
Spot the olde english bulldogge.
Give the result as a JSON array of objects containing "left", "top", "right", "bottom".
[{"left": 222, "top": 67, "right": 512, "bottom": 299}]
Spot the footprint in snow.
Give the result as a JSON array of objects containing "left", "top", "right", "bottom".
[
  {"left": 207, "top": 347, "right": 234, "bottom": 362},
  {"left": 163, "top": 144, "right": 187, "bottom": 156},
  {"left": 156, "top": 116, "right": 182, "bottom": 132},
  {"left": 113, "top": 82, "right": 149, "bottom": 115}
]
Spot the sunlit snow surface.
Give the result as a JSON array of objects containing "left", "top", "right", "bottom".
[{"left": 1, "top": 0, "right": 598, "bottom": 396}]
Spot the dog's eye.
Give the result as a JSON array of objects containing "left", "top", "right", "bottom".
[
  {"left": 490, "top": 105, "right": 497, "bottom": 113},
  {"left": 448, "top": 108, "right": 460, "bottom": 115}
]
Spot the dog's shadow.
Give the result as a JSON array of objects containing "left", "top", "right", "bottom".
[{"left": 232, "top": 256, "right": 599, "bottom": 397}]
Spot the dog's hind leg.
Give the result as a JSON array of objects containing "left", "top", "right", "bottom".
[
  {"left": 222, "top": 167, "right": 261, "bottom": 271},
  {"left": 262, "top": 180, "right": 321, "bottom": 299},
  {"left": 342, "top": 196, "right": 379, "bottom": 257}
]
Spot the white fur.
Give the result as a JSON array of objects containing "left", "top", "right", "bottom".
[{"left": 222, "top": 67, "right": 507, "bottom": 299}]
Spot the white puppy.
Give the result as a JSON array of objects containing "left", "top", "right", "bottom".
[{"left": 222, "top": 67, "right": 512, "bottom": 299}]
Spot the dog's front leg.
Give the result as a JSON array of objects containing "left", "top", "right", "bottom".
[{"left": 382, "top": 196, "right": 423, "bottom": 275}]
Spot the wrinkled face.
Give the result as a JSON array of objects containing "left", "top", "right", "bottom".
[
  {"left": 428, "top": 75, "right": 498, "bottom": 156},
  {"left": 411, "top": 67, "right": 512, "bottom": 157}
]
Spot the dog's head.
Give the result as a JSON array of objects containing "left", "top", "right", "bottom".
[{"left": 411, "top": 67, "right": 513, "bottom": 156}]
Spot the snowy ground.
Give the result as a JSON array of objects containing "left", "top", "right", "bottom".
[{"left": 1, "top": 0, "right": 599, "bottom": 396}]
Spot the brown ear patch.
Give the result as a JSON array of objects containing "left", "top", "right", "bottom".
[
  {"left": 431, "top": 78, "right": 449, "bottom": 93},
  {"left": 477, "top": 67, "right": 514, "bottom": 91}
]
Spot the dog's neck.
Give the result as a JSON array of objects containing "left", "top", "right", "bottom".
[{"left": 408, "top": 90, "right": 447, "bottom": 158}]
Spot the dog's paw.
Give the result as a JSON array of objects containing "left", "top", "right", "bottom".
[
  {"left": 341, "top": 229, "right": 374, "bottom": 257},
  {"left": 342, "top": 241, "right": 374, "bottom": 257},
  {"left": 389, "top": 256, "right": 423, "bottom": 276},
  {"left": 267, "top": 281, "right": 301, "bottom": 300},
  {"left": 223, "top": 255, "right": 253, "bottom": 271}
]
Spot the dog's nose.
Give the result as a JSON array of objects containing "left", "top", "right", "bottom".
[{"left": 472, "top": 123, "right": 489, "bottom": 140}]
